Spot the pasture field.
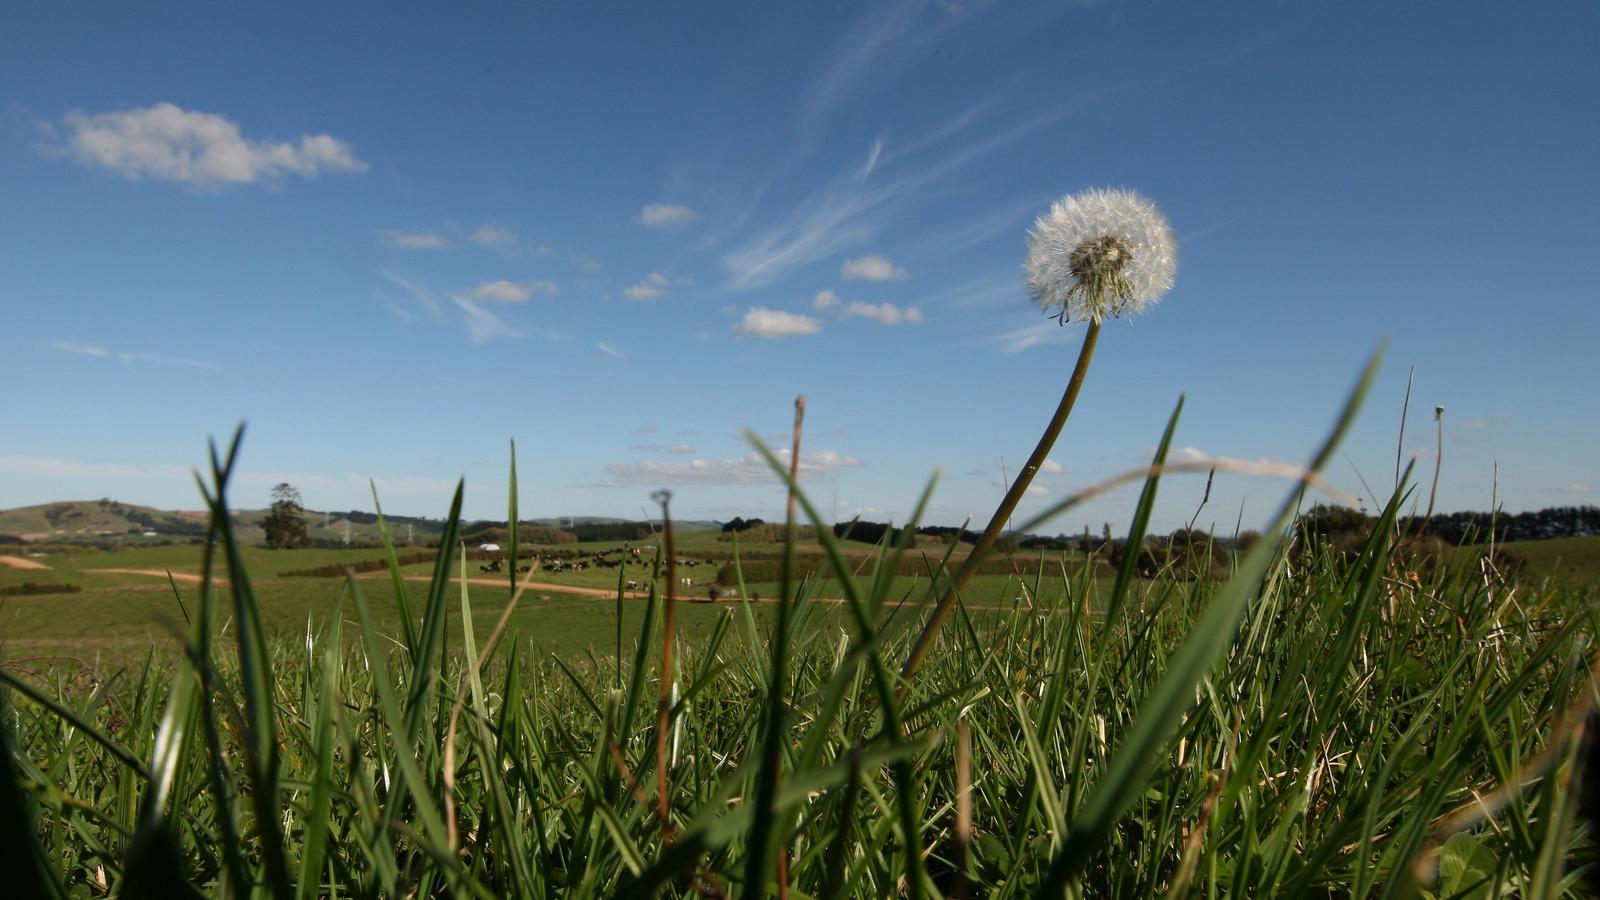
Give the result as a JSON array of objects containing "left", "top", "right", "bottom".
[
  {"left": 3, "top": 536, "right": 1594, "bottom": 662},
  {"left": 0, "top": 539, "right": 1107, "bottom": 663}
]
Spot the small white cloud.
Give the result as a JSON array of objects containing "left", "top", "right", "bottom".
[
  {"left": 470, "top": 224, "right": 519, "bottom": 249},
  {"left": 45, "top": 340, "right": 108, "bottom": 357},
  {"left": 669, "top": 444, "right": 694, "bottom": 454},
  {"left": 470, "top": 280, "right": 531, "bottom": 303},
  {"left": 624, "top": 272, "right": 672, "bottom": 301},
  {"left": 451, "top": 293, "right": 520, "bottom": 343},
  {"left": 1461, "top": 419, "right": 1489, "bottom": 431},
  {"left": 469, "top": 279, "right": 558, "bottom": 303},
  {"left": 57, "top": 102, "right": 366, "bottom": 188},
  {"left": 378, "top": 229, "right": 450, "bottom": 250},
  {"left": 842, "top": 301, "right": 923, "bottom": 325},
  {"left": 694, "top": 329, "right": 713, "bottom": 343},
  {"left": 601, "top": 448, "right": 861, "bottom": 486},
  {"left": 812, "top": 289, "right": 841, "bottom": 311},
  {"left": 1041, "top": 458, "right": 1064, "bottom": 474},
  {"left": 639, "top": 203, "right": 698, "bottom": 229},
  {"left": 1568, "top": 482, "right": 1594, "bottom": 494},
  {"left": 841, "top": 254, "right": 908, "bottom": 282},
  {"left": 597, "top": 341, "right": 624, "bottom": 359},
  {"left": 732, "top": 307, "right": 821, "bottom": 340}
]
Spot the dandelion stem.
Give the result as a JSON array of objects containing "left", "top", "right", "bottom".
[{"left": 900, "top": 319, "right": 1102, "bottom": 689}]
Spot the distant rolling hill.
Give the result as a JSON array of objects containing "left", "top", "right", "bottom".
[{"left": 0, "top": 499, "right": 720, "bottom": 545}]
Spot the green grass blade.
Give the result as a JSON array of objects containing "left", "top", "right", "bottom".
[
  {"left": 1102, "top": 396, "right": 1183, "bottom": 631},
  {"left": 405, "top": 478, "right": 464, "bottom": 734},
  {"left": 369, "top": 481, "right": 418, "bottom": 657}
]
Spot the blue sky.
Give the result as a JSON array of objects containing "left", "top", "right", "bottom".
[{"left": 2, "top": 1, "right": 1596, "bottom": 534}]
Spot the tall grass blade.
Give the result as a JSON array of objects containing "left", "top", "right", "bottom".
[
  {"left": 1102, "top": 396, "right": 1183, "bottom": 630},
  {"left": 205, "top": 426, "right": 295, "bottom": 900},
  {"left": 370, "top": 482, "right": 418, "bottom": 657}
]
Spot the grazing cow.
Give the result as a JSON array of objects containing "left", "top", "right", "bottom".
[
  {"left": 626, "top": 580, "right": 639, "bottom": 590},
  {"left": 680, "top": 577, "right": 693, "bottom": 588}
]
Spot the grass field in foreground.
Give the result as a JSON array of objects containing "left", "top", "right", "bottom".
[{"left": 5, "top": 386, "right": 1600, "bottom": 897}]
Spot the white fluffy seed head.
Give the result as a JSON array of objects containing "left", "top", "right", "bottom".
[{"left": 1025, "top": 188, "right": 1177, "bottom": 324}]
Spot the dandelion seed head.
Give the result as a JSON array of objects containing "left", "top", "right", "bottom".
[{"left": 1026, "top": 188, "right": 1177, "bottom": 324}]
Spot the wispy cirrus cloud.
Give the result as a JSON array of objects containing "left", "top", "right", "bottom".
[
  {"left": 116, "top": 351, "right": 219, "bottom": 371},
  {"left": 44, "top": 340, "right": 219, "bottom": 370},
  {"left": 988, "top": 319, "right": 1076, "bottom": 355},
  {"left": 450, "top": 293, "right": 520, "bottom": 343},
  {"left": 600, "top": 448, "right": 861, "bottom": 487},
  {"left": 596, "top": 341, "right": 625, "bottom": 359},
  {"left": 722, "top": 104, "right": 1079, "bottom": 289},
  {"left": 377, "top": 268, "right": 442, "bottom": 315},
  {"left": 44, "top": 340, "right": 107, "bottom": 357},
  {"left": 53, "top": 102, "right": 366, "bottom": 189}
]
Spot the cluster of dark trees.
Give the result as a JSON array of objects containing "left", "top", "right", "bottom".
[
  {"left": 720, "top": 517, "right": 767, "bottom": 533},
  {"left": 262, "top": 483, "right": 311, "bottom": 550}
]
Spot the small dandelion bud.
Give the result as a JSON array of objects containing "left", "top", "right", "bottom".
[{"left": 1026, "top": 188, "right": 1177, "bottom": 324}]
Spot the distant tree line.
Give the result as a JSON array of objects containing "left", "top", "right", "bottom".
[
  {"left": 717, "top": 523, "right": 817, "bottom": 543},
  {"left": 569, "top": 522, "right": 655, "bottom": 542},
  {"left": 461, "top": 524, "right": 580, "bottom": 546},
  {"left": 1296, "top": 503, "right": 1600, "bottom": 546},
  {"left": 340, "top": 509, "right": 445, "bottom": 528},
  {"left": 830, "top": 519, "right": 1074, "bottom": 551},
  {"left": 1404, "top": 506, "right": 1599, "bottom": 544}
]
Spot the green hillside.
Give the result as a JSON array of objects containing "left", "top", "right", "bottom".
[
  {"left": 0, "top": 499, "right": 219, "bottom": 543},
  {"left": 1499, "top": 535, "right": 1600, "bottom": 585}
]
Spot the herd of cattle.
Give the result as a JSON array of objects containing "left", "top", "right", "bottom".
[{"left": 477, "top": 544, "right": 718, "bottom": 585}]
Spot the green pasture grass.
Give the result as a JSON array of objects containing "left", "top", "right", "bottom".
[{"left": 4, "top": 356, "right": 1600, "bottom": 897}]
